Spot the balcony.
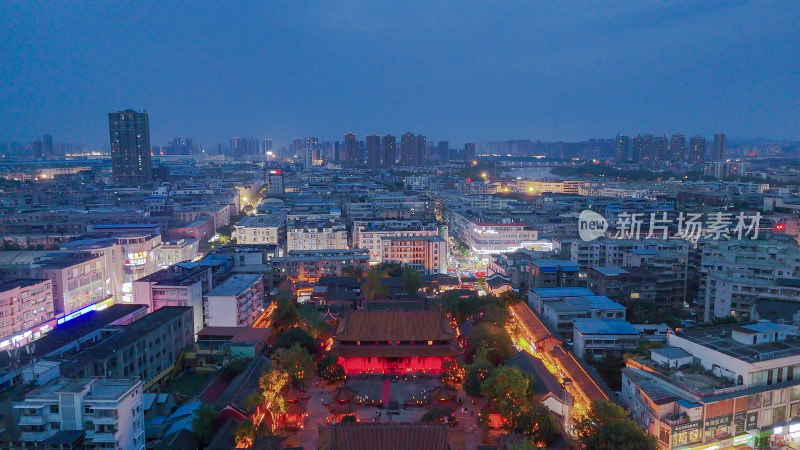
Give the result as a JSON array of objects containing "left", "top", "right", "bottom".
[{"left": 19, "top": 414, "right": 45, "bottom": 425}]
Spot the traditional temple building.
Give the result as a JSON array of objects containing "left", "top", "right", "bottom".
[{"left": 329, "top": 310, "right": 461, "bottom": 374}]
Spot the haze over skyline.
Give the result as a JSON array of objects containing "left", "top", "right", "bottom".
[{"left": 1, "top": 1, "right": 799, "bottom": 148}]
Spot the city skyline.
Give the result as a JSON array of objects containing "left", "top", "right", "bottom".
[{"left": 2, "top": 1, "right": 799, "bottom": 147}]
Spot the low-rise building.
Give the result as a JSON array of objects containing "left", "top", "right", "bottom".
[
  {"left": 573, "top": 318, "right": 639, "bottom": 359},
  {"left": 266, "top": 249, "right": 370, "bottom": 291},
  {"left": 541, "top": 295, "right": 626, "bottom": 336}
]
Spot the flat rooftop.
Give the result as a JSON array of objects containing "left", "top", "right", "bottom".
[
  {"left": 0, "top": 278, "right": 49, "bottom": 291},
  {"left": 678, "top": 322, "right": 800, "bottom": 363},
  {"left": 136, "top": 266, "right": 207, "bottom": 286},
  {"left": 0, "top": 304, "right": 147, "bottom": 361},
  {"left": 589, "top": 266, "right": 630, "bottom": 277},
  {"left": 531, "top": 287, "right": 595, "bottom": 298},
  {"left": 206, "top": 273, "right": 263, "bottom": 297},
  {"left": 236, "top": 215, "right": 284, "bottom": 227},
  {"left": 574, "top": 319, "right": 638, "bottom": 335}
]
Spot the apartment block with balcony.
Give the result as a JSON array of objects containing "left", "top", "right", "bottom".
[
  {"left": 57, "top": 306, "right": 194, "bottom": 391},
  {"left": 132, "top": 265, "right": 212, "bottom": 335},
  {"left": 203, "top": 273, "right": 264, "bottom": 327},
  {"left": 528, "top": 259, "right": 582, "bottom": 288},
  {"left": 234, "top": 214, "right": 285, "bottom": 245},
  {"left": 587, "top": 266, "right": 658, "bottom": 305},
  {"left": 159, "top": 238, "right": 199, "bottom": 268},
  {"left": 286, "top": 220, "right": 348, "bottom": 252},
  {"left": 353, "top": 219, "right": 442, "bottom": 264},
  {"left": 380, "top": 236, "right": 447, "bottom": 275},
  {"left": 0, "top": 279, "right": 55, "bottom": 344},
  {"left": 14, "top": 377, "right": 145, "bottom": 449},
  {"left": 265, "top": 249, "right": 370, "bottom": 292},
  {"left": 700, "top": 239, "right": 800, "bottom": 321}
]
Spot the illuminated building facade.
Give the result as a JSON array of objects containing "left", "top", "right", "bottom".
[
  {"left": 0, "top": 279, "right": 54, "bottom": 345},
  {"left": 330, "top": 310, "right": 461, "bottom": 375}
]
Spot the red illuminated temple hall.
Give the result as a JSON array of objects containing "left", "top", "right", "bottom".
[{"left": 329, "top": 310, "right": 461, "bottom": 374}]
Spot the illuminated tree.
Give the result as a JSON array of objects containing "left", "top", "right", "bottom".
[
  {"left": 271, "top": 343, "right": 313, "bottom": 383},
  {"left": 480, "top": 366, "right": 532, "bottom": 427},
  {"left": 276, "top": 326, "right": 317, "bottom": 355},
  {"left": 258, "top": 368, "right": 290, "bottom": 434},
  {"left": 441, "top": 359, "right": 465, "bottom": 385},
  {"left": 573, "top": 400, "right": 657, "bottom": 450},
  {"left": 317, "top": 354, "right": 345, "bottom": 382},
  {"left": 514, "top": 403, "right": 561, "bottom": 446},
  {"left": 191, "top": 402, "right": 218, "bottom": 444}
]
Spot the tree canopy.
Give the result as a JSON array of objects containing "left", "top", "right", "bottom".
[
  {"left": 191, "top": 402, "right": 218, "bottom": 444},
  {"left": 275, "top": 326, "right": 317, "bottom": 355},
  {"left": 480, "top": 366, "right": 534, "bottom": 426},
  {"left": 573, "top": 400, "right": 657, "bottom": 450},
  {"left": 401, "top": 265, "right": 422, "bottom": 298},
  {"left": 271, "top": 343, "right": 313, "bottom": 383},
  {"left": 362, "top": 268, "right": 388, "bottom": 300}
]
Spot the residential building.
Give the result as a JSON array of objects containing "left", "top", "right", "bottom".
[
  {"left": 109, "top": 109, "right": 151, "bottom": 185},
  {"left": 541, "top": 295, "right": 626, "bottom": 336},
  {"left": 353, "top": 220, "right": 442, "bottom": 265},
  {"left": 573, "top": 318, "right": 639, "bottom": 358},
  {"left": 380, "top": 236, "right": 447, "bottom": 275},
  {"left": 132, "top": 265, "right": 212, "bottom": 335},
  {"left": 265, "top": 249, "right": 370, "bottom": 291},
  {"left": 159, "top": 238, "right": 199, "bottom": 268},
  {"left": 57, "top": 306, "right": 194, "bottom": 390},
  {"left": 713, "top": 133, "right": 726, "bottom": 161},
  {"left": 528, "top": 259, "right": 581, "bottom": 288},
  {"left": 234, "top": 215, "right": 285, "bottom": 245},
  {"left": 701, "top": 239, "right": 800, "bottom": 321},
  {"left": 286, "top": 220, "right": 348, "bottom": 252},
  {"left": 14, "top": 377, "right": 145, "bottom": 449},
  {"left": 0, "top": 279, "right": 54, "bottom": 344},
  {"left": 587, "top": 266, "right": 658, "bottom": 305},
  {"left": 203, "top": 274, "right": 264, "bottom": 327}
]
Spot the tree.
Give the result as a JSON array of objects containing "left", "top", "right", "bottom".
[
  {"left": 362, "top": 269, "right": 387, "bottom": 300},
  {"left": 480, "top": 366, "right": 533, "bottom": 428},
  {"left": 466, "top": 323, "right": 514, "bottom": 366},
  {"left": 573, "top": 400, "right": 657, "bottom": 450},
  {"left": 593, "top": 352, "right": 624, "bottom": 391},
  {"left": 271, "top": 343, "right": 313, "bottom": 383},
  {"left": 297, "top": 304, "right": 330, "bottom": 339},
  {"left": 276, "top": 326, "right": 317, "bottom": 355},
  {"left": 220, "top": 358, "right": 246, "bottom": 380},
  {"left": 498, "top": 290, "right": 525, "bottom": 306},
  {"left": 507, "top": 439, "right": 539, "bottom": 450},
  {"left": 514, "top": 404, "right": 561, "bottom": 446},
  {"left": 340, "top": 415, "right": 357, "bottom": 423},
  {"left": 258, "top": 368, "right": 290, "bottom": 434},
  {"left": 441, "top": 359, "right": 465, "bottom": 385},
  {"left": 342, "top": 265, "right": 365, "bottom": 278},
  {"left": 234, "top": 417, "right": 267, "bottom": 448},
  {"left": 191, "top": 402, "right": 218, "bottom": 444},
  {"left": 401, "top": 265, "right": 422, "bottom": 298},
  {"left": 317, "top": 354, "right": 345, "bottom": 382},
  {"left": 464, "top": 357, "right": 494, "bottom": 397},
  {"left": 421, "top": 409, "right": 455, "bottom": 423},
  {"left": 273, "top": 297, "right": 301, "bottom": 331}
]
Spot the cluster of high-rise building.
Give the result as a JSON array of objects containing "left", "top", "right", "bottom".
[{"left": 615, "top": 132, "right": 728, "bottom": 166}]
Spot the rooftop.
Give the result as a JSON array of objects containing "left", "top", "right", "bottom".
[
  {"left": 0, "top": 278, "right": 49, "bottom": 291},
  {"left": 196, "top": 326, "right": 270, "bottom": 342},
  {"left": 334, "top": 310, "right": 455, "bottom": 342},
  {"left": 236, "top": 215, "right": 284, "bottom": 227},
  {"left": 677, "top": 322, "right": 800, "bottom": 363},
  {"left": 573, "top": 319, "right": 639, "bottom": 335},
  {"left": 650, "top": 346, "right": 692, "bottom": 360},
  {"left": 531, "top": 287, "right": 595, "bottom": 298},
  {"left": 205, "top": 273, "right": 263, "bottom": 297},
  {"left": 589, "top": 266, "right": 631, "bottom": 277}
]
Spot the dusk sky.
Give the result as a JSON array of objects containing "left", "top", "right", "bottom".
[{"left": 1, "top": 1, "right": 799, "bottom": 148}]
